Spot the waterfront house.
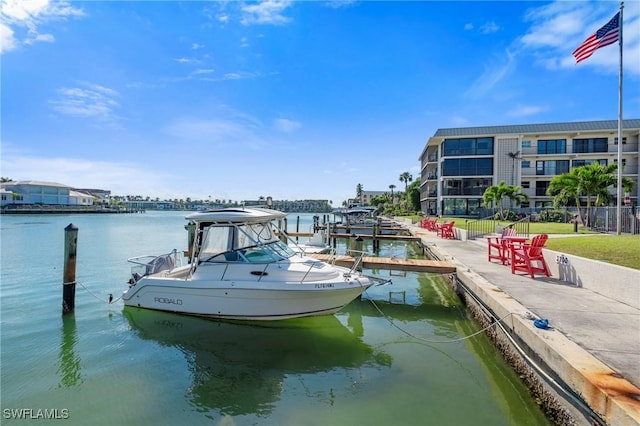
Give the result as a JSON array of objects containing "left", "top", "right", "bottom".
[{"left": 0, "top": 181, "right": 96, "bottom": 208}]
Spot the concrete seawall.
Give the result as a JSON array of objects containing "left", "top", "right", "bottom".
[
  {"left": 543, "top": 248, "right": 640, "bottom": 310},
  {"left": 394, "top": 218, "right": 640, "bottom": 426}
]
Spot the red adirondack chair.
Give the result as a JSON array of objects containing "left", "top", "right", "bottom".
[
  {"left": 439, "top": 221, "right": 455, "bottom": 239},
  {"left": 487, "top": 227, "right": 516, "bottom": 264},
  {"left": 510, "top": 234, "right": 551, "bottom": 278}
]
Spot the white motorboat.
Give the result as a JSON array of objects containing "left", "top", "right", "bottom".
[{"left": 123, "top": 207, "right": 389, "bottom": 320}]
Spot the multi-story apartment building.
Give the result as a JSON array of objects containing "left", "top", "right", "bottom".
[
  {"left": 359, "top": 190, "right": 387, "bottom": 205},
  {"left": 419, "top": 119, "right": 640, "bottom": 217}
]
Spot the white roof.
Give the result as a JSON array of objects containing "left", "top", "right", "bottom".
[{"left": 186, "top": 207, "right": 287, "bottom": 224}]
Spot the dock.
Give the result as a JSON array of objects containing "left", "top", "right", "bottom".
[
  {"left": 287, "top": 232, "right": 421, "bottom": 242},
  {"left": 307, "top": 253, "right": 456, "bottom": 274}
]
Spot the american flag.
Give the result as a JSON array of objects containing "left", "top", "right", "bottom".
[{"left": 573, "top": 12, "right": 620, "bottom": 63}]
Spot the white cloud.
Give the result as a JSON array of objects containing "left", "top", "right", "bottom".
[
  {"left": 507, "top": 104, "right": 548, "bottom": 118},
  {"left": 163, "top": 117, "right": 258, "bottom": 146},
  {"left": 240, "top": 0, "right": 292, "bottom": 26},
  {"left": 0, "top": 153, "right": 175, "bottom": 198},
  {"left": 24, "top": 32, "right": 54, "bottom": 45},
  {"left": 0, "top": 22, "right": 16, "bottom": 52},
  {"left": 479, "top": 21, "right": 500, "bottom": 34},
  {"left": 272, "top": 118, "right": 301, "bottom": 133},
  {"left": 323, "top": 0, "right": 357, "bottom": 9},
  {"left": 518, "top": 1, "right": 640, "bottom": 75},
  {"left": 192, "top": 68, "right": 215, "bottom": 75},
  {"left": 49, "top": 83, "right": 120, "bottom": 122},
  {"left": 0, "top": 0, "right": 85, "bottom": 53},
  {"left": 465, "top": 49, "right": 516, "bottom": 98}
]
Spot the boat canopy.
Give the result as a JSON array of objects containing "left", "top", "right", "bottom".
[{"left": 186, "top": 207, "right": 287, "bottom": 225}]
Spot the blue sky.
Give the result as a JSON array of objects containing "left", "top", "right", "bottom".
[{"left": 2, "top": 0, "right": 639, "bottom": 205}]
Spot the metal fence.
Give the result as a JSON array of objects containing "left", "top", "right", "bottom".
[
  {"left": 474, "top": 206, "right": 640, "bottom": 235},
  {"left": 589, "top": 206, "right": 639, "bottom": 234},
  {"left": 467, "top": 215, "right": 530, "bottom": 240}
]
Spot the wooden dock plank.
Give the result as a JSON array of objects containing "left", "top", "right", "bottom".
[{"left": 307, "top": 254, "right": 456, "bottom": 274}]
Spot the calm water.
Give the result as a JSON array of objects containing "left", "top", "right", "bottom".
[{"left": 1, "top": 212, "right": 550, "bottom": 425}]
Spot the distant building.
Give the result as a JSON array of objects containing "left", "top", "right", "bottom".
[
  {"left": 76, "top": 188, "right": 111, "bottom": 205},
  {"left": 419, "top": 119, "right": 640, "bottom": 216},
  {"left": 359, "top": 190, "right": 387, "bottom": 205},
  {"left": 0, "top": 181, "right": 96, "bottom": 206},
  {"left": 243, "top": 197, "right": 331, "bottom": 212}
]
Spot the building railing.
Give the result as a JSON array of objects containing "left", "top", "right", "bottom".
[
  {"left": 466, "top": 215, "right": 496, "bottom": 240},
  {"left": 466, "top": 214, "right": 530, "bottom": 240}
]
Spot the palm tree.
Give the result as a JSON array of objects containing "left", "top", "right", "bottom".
[
  {"left": 548, "top": 163, "right": 634, "bottom": 227},
  {"left": 507, "top": 151, "right": 521, "bottom": 185},
  {"left": 505, "top": 185, "right": 529, "bottom": 211},
  {"left": 482, "top": 181, "right": 511, "bottom": 220},
  {"left": 399, "top": 172, "right": 413, "bottom": 194},
  {"left": 356, "top": 183, "right": 363, "bottom": 203},
  {"left": 389, "top": 184, "right": 396, "bottom": 204}
]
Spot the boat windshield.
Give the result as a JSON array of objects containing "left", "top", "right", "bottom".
[{"left": 198, "top": 221, "right": 296, "bottom": 263}]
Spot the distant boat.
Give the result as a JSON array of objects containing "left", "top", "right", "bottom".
[
  {"left": 333, "top": 203, "right": 377, "bottom": 225},
  {"left": 290, "top": 228, "right": 332, "bottom": 254},
  {"left": 123, "top": 207, "right": 389, "bottom": 320}
]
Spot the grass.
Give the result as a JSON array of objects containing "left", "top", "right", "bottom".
[
  {"left": 544, "top": 235, "right": 640, "bottom": 270},
  {"left": 402, "top": 215, "right": 639, "bottom": 270}
]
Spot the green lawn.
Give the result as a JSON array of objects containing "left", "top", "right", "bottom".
[
  {"left": 431, "top": 217, "right": 594, "bottom": 234},
  {"left": 544, "top": 235, "right": 640, "bottom": 270},
  {"left": 404, "top": 215, "right": 639, "bottom": 270}
]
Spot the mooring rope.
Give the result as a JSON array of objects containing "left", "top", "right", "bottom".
[
  {"left": 364, "top": 295, "right": 514, "bottom": 344},
  {"left": 76, "top": 281, "right": 122, "bottom": 304}
]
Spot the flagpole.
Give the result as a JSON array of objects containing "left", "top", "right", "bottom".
[{"left": 616, "top": 1, "right": 624, "bottom": 235}]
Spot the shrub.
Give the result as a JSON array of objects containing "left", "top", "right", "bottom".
[
  {"left": 540, "top": 209, "right": 568, "bottom": 223},
  {"left": 494, "top": 210, "right": 518, "bottom": 221}
]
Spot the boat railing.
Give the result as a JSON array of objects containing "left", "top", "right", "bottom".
[
  {"left": 128, "top": 249, "right": 181, "bottom": 282},
  {"left": 345, "top": 249, "right": 369, "bottom": 275}
]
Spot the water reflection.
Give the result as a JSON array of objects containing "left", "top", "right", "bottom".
[
  {"left": 57, "top": 313, "right": 83, "bottom": 387},
  {"left": 123, "top": 308, "right": 391, "bottom": 416}
]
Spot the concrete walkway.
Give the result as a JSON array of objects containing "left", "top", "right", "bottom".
[{"left": 403, "top": 224, "right": 640, "bottom": 425}]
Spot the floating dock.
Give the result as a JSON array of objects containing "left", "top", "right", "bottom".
[{"left": 307, "top": 253, "right": 456, "bottom": 274}]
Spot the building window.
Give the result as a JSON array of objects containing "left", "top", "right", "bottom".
[
  {"left": 572, "top": 159, "right": 607, "bottom": 168},
  {"left": 613, "top": 159, "right": 627, "bottom": 166},
  {"left": 573, "top": 138, "right": 607, "bottom": 153},
  {"left": 521, "top": 181, "right": 530, "bottom": 189},
  {"left": 442, "top": 198, "right": 482, "bottom": 216},
  {"left": 536, "top": 181, "right": 550, "bottom": 196},
  {"left": 538, "top": 139, "right": 567, "bottom": 154},
  {"left": 442, "top": 137, "right": 494, "bottom": 156},
  {"left": 522, "top": 140, "right": 531, "bottom": 148},
  {"left": 442, "top": 158, "right": 493, "bottom": 176},
  {"left": 521, "top": 160, "right": 530, "bottom": 168},
  {"left": 441, "top": 178, "right": 492, "bottom": 196},
  {"left": 614, "top": 137, "right": 627, "bottom": 144},
  {"left": 536, "top": 160, "right": 569, "bottom": 175}
]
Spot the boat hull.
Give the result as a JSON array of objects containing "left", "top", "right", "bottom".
[{"left": 122, "top": 279, "right": 372, "bottom": 320}]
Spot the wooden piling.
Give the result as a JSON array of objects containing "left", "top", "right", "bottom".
[
  {"left": 373, "top": 224, "right": 380, "bottom": 252},
  {"left": 62, "top": 223, "right": 78, "bottom": 314},
  {"left": 354, "top": 236, "right": 364, "bottom": 271}
]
